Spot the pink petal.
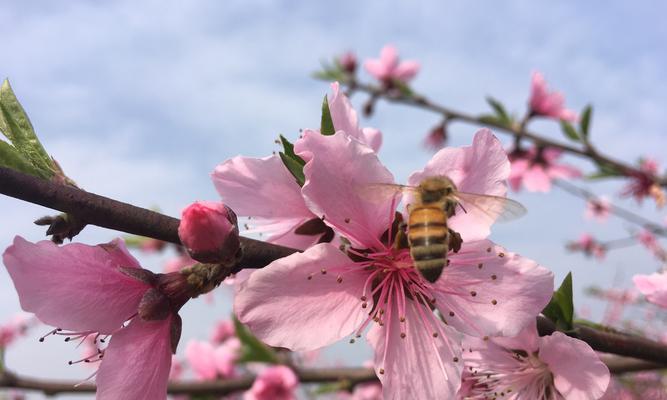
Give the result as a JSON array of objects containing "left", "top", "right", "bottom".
[
  {"left": 432, "top": 240, "right": 554, "bottom": 337},
  {"left": 409, "top": 129, "right": 511, "bottom": 241},
  {"left": 367, "top": 304, "right": 462, "bottom": 399},
  {"left": 96, "top": 317, "right": 173, "bottom": 400},
  {"left": 212, "top": 155, "right": 312, "bottom": 220},
  {"left": 234, "top": 243, "right": 368, "bottom": 351},
  {"left": 522, "top": 165, "right": 553, "bottom": 192},
  {"left": 539, "top": 332, "right": 610, "bottom": 400},
  {"left": 185, "top": 340, "right": 218, "bottom": 380},
  {"left": 379, "top": 45, "right": 399, "bottom": 69},
  {"left": 548, "top": 164, "right": 582, "bottom": 180},
  {"left": 328, "top": 82, "right": 361, "bottom": 138},
  {"left": 295, "top": 131, "right": 396, "bottom": 248},
  {"left": 3, "top": 237, "right": 149, "bottom": 334},
  {"left": 363, "top": 60, "right": 389, "bottom": 80},
  {"left": 394, "top": 61, "right": 420, "bottom": 81},
  {"left": 633, "top": 273, "right": 667, "bottom": 308},
  {"left": 361, "top": 127, "right": 383, "bottom": 152}
]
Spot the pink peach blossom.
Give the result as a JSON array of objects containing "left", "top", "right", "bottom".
[
  {"left": 423, "top": 123, "right": 447, "bottom": 151},
  {"left": 210, "top": 319, "right": 235, "bottom": 344},
  {"left": 621, "top": 159, "right": 665, "bottom": 206},
  {"left": 337, "top": 51, "right": 357, "bottom": 74},
  {"left": 567, "top": 234, "right": 606, "bottom": 260},
  {"left": 0, "top": 314, "right": 32, "bottom": 349},
  {"left": 364, "top": 45, "right": 420, "bottom": 84},
  {"left": 185, "top": 338, "right": 240, "bottom": 380},
  {"left": 636, "top": 229, "right": 667, "bottom": 261},
  {"left": 3, "top": 237, "right": 182, "bottom": 400},
  {"left": 212, "top": 84, "right": 381, "bottom": 250},
  {"left": 350, "top": 382, "right": 382, "bottom": 400},
  {"left": 244, "top": 365, "right": 298, "bottom": 400},
  {"left": 178, "top": 201, "right": 240, "bottom": 263},
  {"left": 508, "top": 146, "right": 581, "bottom": 192},
  {"left": 169, "top": 356, "right": 184, "bottom": 380},
  {"left": 528, "top": 71, "right": 577, "bottom": 122},
  {"left": 235, "top": 129, "right": 553, "bottom": 399},
  {"left": 584, "top": 197, "right": 611, "bottom": 222},
  {"left": 459, "top": 323, "right": 610, "bottom": 399},
  {"left": 633, "top": 272, "right": 667, "bottom": 308}
]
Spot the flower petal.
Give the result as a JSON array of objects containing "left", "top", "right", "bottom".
[
  {"left": 212, "top": 155, "right": 312, "bottom": 220},
  {"left": 367, "top": 303, "right": 462, "bottom": 399},
  {"left": 96, "top": 317, "right": 172, "bottom": 400},
  {"left": 234, "top": 243, "right": 368, "bottom": 351},
  {"left": 408, "top": 129, "right": 511, "bottom": 241},
  {"left": 361, "top": 127, "right": 382, "bottom": 152},
  {"left": 633, "top": 273, "right": 667, "bottom": 308},
  {"left": 328, "top": 82, "right": 361, "bottom": 139},
  {"left": 295, "top": 131, "right": 396, "bottom": 248},
  {"left": 3, "top": 237, "right": 149, "bottom": 334},
  {"left": 394, "top": 61, "right": 420, "bottom": 81},
  {"left": 432, "top": 240, "right": 553, "bottom": 337},
  {"left": 539, "top": 332, "right": 610, "bottom": 400},
  {"left": 522, "top": 165, "right": 552, "bottom": 192}
]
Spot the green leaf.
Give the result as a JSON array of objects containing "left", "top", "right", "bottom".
[
  {"left": 392, "top": 80, "right": 414, "bottom": 97},
  {"left": 233, "top": 317, "right": 279, "bottom": 364},
  {"left": 321, "top": 95, "right": 336, "bottom": 135},
  {"left": 279, "top": 152, "right": 305, "bottom": 187},
  {"left": 586, "top": 162, "right": 622, "bottom": 180},
  {"left": 0, "top": 79, "right": 55, "bottom": 177},
  {"left": 542, "top": 272, "right": 574, "bottom": 331},
  {"left": 579, "top": 105, "right": 592, "bottom": 139},
  {"left": 559, "top": 120, "right": 580, "bottom": 142},
  {"left": 478, "top": 114, "right": 505, "bottom": 126},
  {"left": 314, "top": 381, "right": 351, "bottom": 394},
  {"left": 485, "top": 97, "right": 511, "bottom": 125},
  {"left": 279, "top": 135, "right": 304, "bottom": 165},
  {"left": 0, "top": 140, "right": 48, "bottom": 178}
]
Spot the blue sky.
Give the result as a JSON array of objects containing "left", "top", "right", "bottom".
[{"left": 1, "top": 1, "right": 666, "bottom": 398}]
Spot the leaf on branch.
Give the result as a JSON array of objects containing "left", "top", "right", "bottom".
[
  {"left": 586, "top": 162, "right": 623, "bottom": 180},
  {"left": 579, "top": 105, "right": 593, "bottom": 139},
  {"left": 0, "top": 140, "right": 48, "bottom": 178},
  {"left": 485, "top": 97, "right": 512, "bottom": 126},
  {"left": 0, "top": 79, "right": 56, "bottom": 178},
  {"left": 233, "top": 317, "right": 279, "bottom": 364},
  {"left": 392, "top": 80, "right": 414, "bottom": 97},
  {"left": 559, "top": 120, "right": 581, "bottom": 142},
  {"left": 278, "top": 135, "right": 306, "bottom": 187},
  {"left": 321, "top": 95, "right": 336, "bottom": 136},
  {"left": 541, "top": 272, "right": 574, "bottom": 331}
]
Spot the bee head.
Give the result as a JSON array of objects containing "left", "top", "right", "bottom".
[{"left": 419, "top": 176, "right": 456, "bottom": 202}]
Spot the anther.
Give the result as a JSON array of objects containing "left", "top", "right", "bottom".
[
  {"left": 399, "top": 316, "right": 406, "bottom": 322},
  {"left": 400, "top": 332, "right": 406, "bottom": 339},
  {"left": 379, "top": 368, "right": 385, "bottom": 375},
  {"left": 491, "top": 299, "right": 498, "bottom": 305},
  {"left": 432, "top": 332, "right": 438, "bottom": 338},
  {"left": 344, "top": 218, "right": 350, "bottom": 223},
  {"left": 470, "top": 291, "right": 477, "bottom": 297},
  {"left": 453, "top": 357, "right": 459, "bottom": 362},
  {"left": 307, "top": 275, "right": 313, "bottom": 280},
  {"left": 362, "top": 302, "right": 368, "bottom": 309},
  {"left": 320, "top": 269, "right": 327, "bottom": 275},
  {"left": 336, "top": 276, "right": 343, "bottom": 283},
  {"left": 446, "top": 259, "right": 451, "bottom": 266},
  {"left": 478, "top": 263, "right": 483, "bottom": 269},
  {"left": 491, "top": 274, "right": 497, "bottom": 280},
  {"left": 360, "top": 295, "right": 367, "bottom": 301},
  {"left": 449, "top": 311, "right": 455, "bottom": 317},
  {"left": 349, "top": 338, "right": 355, "bottom": 344},
  {"left": 486, "top": 247, "right": 492, "bottom": 253},
  {"left": 498, "top": 252, "right": 505, "bottom": 258}
]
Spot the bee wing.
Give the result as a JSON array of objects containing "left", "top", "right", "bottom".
[
  {"left": 453, "top": 192, "right": 526, "bottom": 223},
  {"left": 357, "top": 183, "right": 418, "bottom": 204}
]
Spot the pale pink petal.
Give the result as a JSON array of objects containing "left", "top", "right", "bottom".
[
  {"left": 96, "top": 317, "right": 172, "bottom": 400},
  {"left": 235, "top": 243, "right": 368, "bottom": 351},
  {"left": 393, "top": 61, "right": 420, "bottom": 81},
  {"left": 295, "top": 131, "right": 396, "bottom": 248},
  {"left": 508, "top": 159, "right": 530, "bottom": 191},
  {"left": 485, "top": 321, "right": 540, "bottom": 353},
  {"left": 3, "top": 237, "right": 149, "bottom": 334},
  {"left": 185, "top": 340, "right": 218, "bottom": 380},
  {"left": 361, "top": 127, "right": 383, "bottom": 152},
  {"left": 548, "top": 164, "right": 582, "bottom": 180},
  {"left": 379, "top": 45, "right": 399, "bottom": 68},
  {"left": 558, "top": 108, "right": 578, "bottom": 122},
  {"left": 522, "top": 165, "right": 552, "bottom": 192},
  {"left": 539, "top": 332, "right": 610, "bottom": 399},
  {"left": 408, "top": 129, "right": 510, "bottom": 241},
  {"left": 529, "top": 72, "right": 548, "bottom": 112},
  {"left": 258, "top": 217, "right": 322, "bottom": 250},
  {"left": 633, "top": 273, "right": 667, "bottom": 308},
  {"left": 363, "top": 60, "right": 389, "bottom": 80},
  {"left": 432, "top": 240, "right": 553, "bottom": 337},
  {"left": 212, "top": 155, "right": 311, "bottom": 220},
  {"left": 328, "top": 82, "right": 361, "bottom": 138},
  {"left": 367, "top": 304, "right": 462, "bottom": 399}
]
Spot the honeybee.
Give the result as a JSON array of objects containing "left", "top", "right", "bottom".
[{"left": 370, "top": 176, "right": 526, "bottom": 283}]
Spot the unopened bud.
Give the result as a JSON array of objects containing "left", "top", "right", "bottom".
[
  {"left": 178, "top": 201, "right": 240, "bottom": 264},
  {"left": 338, "top": 51, "right": 357, "bottom": 74}
]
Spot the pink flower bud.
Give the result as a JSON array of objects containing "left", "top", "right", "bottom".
[
  {"left": 178, "top": 201, "right": 240, "bottom": 264},
  {"left": 245, "top": 365, "right": 298, "bottom": 400},
  {"left": 338, "top": 51, "right": 357, "bottom": 74}
]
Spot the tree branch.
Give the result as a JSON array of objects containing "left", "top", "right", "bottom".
[
  {"left": 343, "top": 80, "right": 667, "bottom": 187},
  {"left": 0, "top": 167, "right": 297, "bottom": 273}
]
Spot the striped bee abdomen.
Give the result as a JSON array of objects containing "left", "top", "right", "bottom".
[{"left": 408, "top": 206, "right": 449, "bottom": 283}]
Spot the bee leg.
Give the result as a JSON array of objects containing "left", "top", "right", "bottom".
[
  {"left": 393, "top": 224, "right": 410, "bottom": 250},
  {"left": 448, "top": 228, "right": 462, "bottom": 253}
]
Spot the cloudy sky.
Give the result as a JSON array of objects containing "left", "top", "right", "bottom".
[{"left": 1, "top": 1, "right": 666, "bottom": 398}]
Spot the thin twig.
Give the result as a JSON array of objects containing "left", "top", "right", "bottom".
[{"left": 343, "top": 80, "right": 667, "bottom": 187}]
